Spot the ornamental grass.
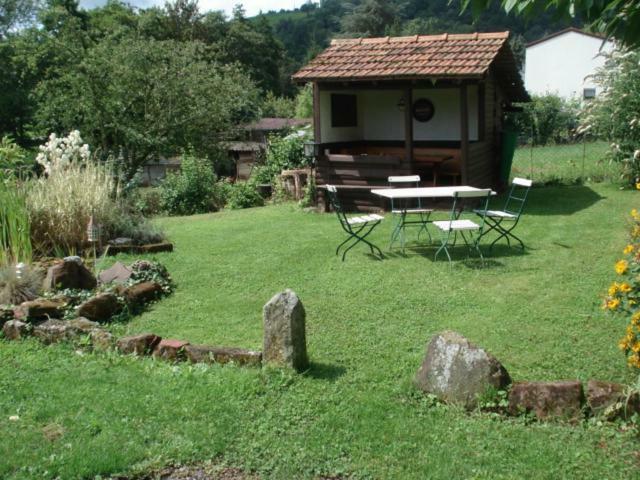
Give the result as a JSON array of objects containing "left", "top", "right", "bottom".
[{"left": 0, "top": 179, "right": 32, "bottom": 267}]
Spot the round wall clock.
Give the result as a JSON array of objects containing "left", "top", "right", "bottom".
[{"left": 412, "top": 98, "right": 435, "bottom": 122}]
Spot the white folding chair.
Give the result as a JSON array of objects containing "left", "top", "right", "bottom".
[
  {"left": 388, "top": 175, "right": 433, "bottom": 251},
  {"left": 474, "top": 177, "right": 532, "bottom": 251},
  {"left": 433, "top": 189, "right": 492, "bottom": 266}
]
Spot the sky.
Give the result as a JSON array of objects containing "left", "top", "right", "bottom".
[{"left": 78, "top": 0, "right": 312, "bottom": 18}]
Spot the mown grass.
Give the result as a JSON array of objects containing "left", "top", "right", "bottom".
[
  {"left": 512, "top": 141, "right": 616, "bottom": 185},
  {"left": 1, "top": 184, "right": 640, "bottom": 479}
]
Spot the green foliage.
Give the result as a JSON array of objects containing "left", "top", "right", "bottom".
[
  {"left": 0, "top": 179, "right": 32, "bottom": 266},
  {"left": 261, "top": 91, "right": 296, "bottom": 118},
  {"left": 159, "top": 153, "right": 224, "bottom": 216},
  {"left": 581, "top": 49, "right": 640, "bottom": 184},
  {"left": 0, "top": 136, "right": 33, "bottom": 178},
  {"left": 462, "top": 0, "right": 640, "bottom": 50},
  {"left": 128, "top": 260, "right": 174, "bottom": 296},
  {"left": 253, "top": 132, "right": 310, "bottom": 184},
  {"left": 299, "top": 173, "right": 316, "bottom": 208},
  {"left": 225, "top": 181, "right": 265, "bottom": 210},
  {"left": 0, "top": 262, "right": 41, "bottom": 305},
  {"left": 294, "top": 83, "right": 313, "bottom": 119},
  {"left": 132, "top": 187, "right": 163, "bottom": 217},
  {"left": 513, "top": 94, "right": 580, "bottom": 145}
]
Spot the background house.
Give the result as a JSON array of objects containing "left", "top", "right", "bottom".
[
  {"left": 293, "top": 32, "right": 528, "bottom": 211},
  {"left": 524, "top": 28, "right": 614, "bottom": 99}
]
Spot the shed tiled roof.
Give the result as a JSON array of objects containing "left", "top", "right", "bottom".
[{"left": 293, "top": 31, "right": 529, "bottom": 102}]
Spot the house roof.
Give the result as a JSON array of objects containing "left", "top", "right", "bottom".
[
  {"left": 244, "top": 118, "right": 311, "bottom": 131},
  {"left": 222, "top": 141, "right": 264, "bottom": 152},
  {"left": 526, "top": 27, "right": 608, "bottom": 48},
  {"left": 292, "top": 31, "right": 528, "bottom": 102}
]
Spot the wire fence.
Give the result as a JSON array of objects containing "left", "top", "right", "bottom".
[{"left": 510, "top": 139, "right": 618, "bottom": 185}]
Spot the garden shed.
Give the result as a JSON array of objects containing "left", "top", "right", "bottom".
[{"left": 292, "top": 31, "right": 529, "bottom": 211}]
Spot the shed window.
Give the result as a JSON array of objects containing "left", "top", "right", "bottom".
[
  {"left": 331, "top": 94, "right": 358, "bottom": 127},
  {"left": 583, "top": 88, "right": 596, "bottom": 99}
]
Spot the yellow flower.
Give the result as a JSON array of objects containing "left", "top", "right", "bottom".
[
  {"left": 632, "top": 342, "right": 640, "bottom": 354},
  {"left": 628, "top": 355, "right": 640, "bottom": 368},
  {"left": 615, "top": 260, "right": 629, "bottom": 275},
  {"left": 620, "top": 338, "right": 630, "bottom": 350},
  {"left": 608, "top": 283, "right": 620, "bottom": 296},
  {"left": 636, "top": 182, "right": 640, "bottom": 191},
  {"left": 608, "top": 298, "right": 621, "bottom": 310},
  {"left": 632, "top": 312, "right": 640, "bottom": 326},
  {"left": 633, "top": 209, "right": 640, "bottom": 219},
  {"left": 633, "top": 226, "right": 640, "bottom": 238},
  {"left": 620, "top": 282, "right": 633, "bottom": 293},
  {"left": 624, "top": 244, "right": 635, "bottom": 255}
]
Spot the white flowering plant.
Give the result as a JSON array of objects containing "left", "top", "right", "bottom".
[{"left": 35, "top": 130, "right": 91, "bottom": 176}]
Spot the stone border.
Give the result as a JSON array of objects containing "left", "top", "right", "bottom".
[{"left": 1, "top": 290, "right": 309, "bottom": 372}]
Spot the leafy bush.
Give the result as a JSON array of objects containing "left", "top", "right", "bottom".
[
  {"left": 159, "top": 153, "right": 225, "bottom": 215},
  {"left": 128, "top": 260, "right": 174, "bottom": 295},
  {"left": 0, "top": 263, "right": 42, "bottom": 306},
  {"left": 581, "top": 49, "right": 640, "bottom": 184},
  {"left": 132, "top": 188, "right": 163, "bottom": 217},
  {"left": 513, "top": 94, "right": 580, "bottom": 145},
  {"left": 0, "top": 180, "right": 32, "bottom": 266},
  {"left": 225, "top": 181, "right": 265, "bottom": 209},
  {"left": 294, "top": 84, "right": 313, "bottom": 119},
  {"left": 261, "top": 91, "right": 296, "bottom": 118},
  {"left": 0, "top": 136, "right": 34, "bottom": 179},
  {"left": 253, "top": 132, "right": 310, "bottom": 185}
]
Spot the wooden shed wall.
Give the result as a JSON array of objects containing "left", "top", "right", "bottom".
[{"left": 466, "top": 73, "right": 505, "bottom": 188}]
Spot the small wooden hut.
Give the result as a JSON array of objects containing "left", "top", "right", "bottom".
[{"left": 292, "top": 31, "right": 529, "bottom": 211}]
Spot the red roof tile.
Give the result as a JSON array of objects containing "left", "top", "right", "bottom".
[{"left": 293, "top": 31, "right": 529, "bottom": 102}]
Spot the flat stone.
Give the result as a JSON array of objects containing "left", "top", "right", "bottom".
[
  {"left": 508, "top": 381, "right": 585, "bottom": 422},
  {"left": 2, "top": 320, "right": 30, "bottom": 340},
  {"left": 116, "top": 333, "right": 162, "bottom": 355},
  {"left": 414, "top": 331, "right": 511, "bottom": 409},
  {"left": 13, "top": 298, "right": 65, "bottom": 322},
  {"left": 122, "top": 282, "right": 163, "bottom": 306},
  {"left": 43, "top": 259, "right": 97, "bottom": 291},
  {"left": 77, "top": 293, "right": 121, "bottom": 322},
  {"left": 185, "top": 345, "right": 262, "bottom": 366},
  {"left": 109, "top": 237, "right": 134, "bottom": 246},
  {"left": 262, "top": 289, "right": 309, "bottom": 371},
  {"left": 66, "top": 317, "right": 100, "bottom": 333},
  {"left": 586, "top": 380, "right": 640, "bottom": 419},
  {"left": 153, "top": 339, "right": 190, "bottom": 361},
  {"left": 139, "top": 242, "right": 174, "bottom": 253},
  {"left": 90, "top": 329, "right": 114, "bottom": 351},
  {"left": 33, "top": 319, "right": 70, "bottom": 344},
  {"left": 98, "top": 262, "right": 132, "bottom": 285}
]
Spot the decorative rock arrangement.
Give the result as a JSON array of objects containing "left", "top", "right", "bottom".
[
  {"left": 77, "top": 293, "right": 121, "bottom": 322},
  {"left": 263, "top": 289, "right": 309, "bottom": 371},
  {"left": 414, "top": 330, "right": 511, "bottom": 409},
  {"left": 2, "top": 289, "right": 308, "bottom": 373},
  {"left": 415, "top": 331, "right": 640, "bottom": 423}
]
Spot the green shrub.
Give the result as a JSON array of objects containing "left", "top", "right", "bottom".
[
  {"left": 133, "top": 187, "right": 163, "bottom": 217},
  {"left": 253, "top": 132, "right": 311, "bottom": 185},
  {"left": 159, "top": 153, "right": 224, "bottom": 215},
  {"left": 513, "top": 94, "right": 580, "bottom": 145},
  {"left": 0, "top": 180, "right": 32, "bottom": 266},
  {"left": 226, "top": 181, "right": 265, "bottom": 209}
]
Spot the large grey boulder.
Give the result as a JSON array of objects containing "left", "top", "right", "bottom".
[
  {"left": 43, "top": 258, "right": 97, "bottom": 291},
  {"left": 414, "top": 331, "right": 511, "bottom": 409},
  {"left": 263, "top": 289, "right": 309, "bottom": 371}
]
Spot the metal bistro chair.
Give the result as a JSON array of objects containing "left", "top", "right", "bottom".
[
  {"left": 474, "top": 177, "right": 532, "bottom": 251},
  {"left": 388, "top": 175, "right": 433, "bottom": 251},
  {"left": 433, "top": 189, "right": 492, "bottom": 266},
  {"left": 326, "top": 185, "right": 384, "bottom": 261}
]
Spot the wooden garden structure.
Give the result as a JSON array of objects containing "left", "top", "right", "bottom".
[{"left": 292, "top": 31, "right": 529, "bottom": 211}]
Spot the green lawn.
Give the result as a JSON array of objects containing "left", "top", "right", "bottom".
[
  {"left": 2, "top": 184, "right": 640, "bottom": 479},
  {"left": 512, "top": 141, "right": 616, "bottom": 185}
]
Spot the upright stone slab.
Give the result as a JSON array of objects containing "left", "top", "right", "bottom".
[
  {"left": 414, "top": 331, "right": 511, "bottom": 409},
  {"left": 263, "top": 289, "right": 309, "bottom": 371}
]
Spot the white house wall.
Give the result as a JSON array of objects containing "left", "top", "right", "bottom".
[
  {"left": 319, "top": 87, "right": 479, "bottom": 143},
  {"left": 524, "top": 31, "right": 614, "bottom": 99}
]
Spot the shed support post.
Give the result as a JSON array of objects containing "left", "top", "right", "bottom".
[
  {"left": 404, "top": 85, "right": 413, "bottom": 172},
  {"left": 460, "top": 83, "right": 469, "bottom": 185}
]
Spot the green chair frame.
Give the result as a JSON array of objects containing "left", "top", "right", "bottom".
[
  {"left": 433, "top": 189, "right": 492, "bottom": 266},
  {"left": 475, "top": 177, "right": 532, "bottom": 250},
  {"left": 388, "top": 175, "right": 433, "bottom": 251},
  {"left": 326, "top": 185, "right": 384, "bottom": 261}
]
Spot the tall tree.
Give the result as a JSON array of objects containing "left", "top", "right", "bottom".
[{"left": 0, "top": 0, "right": 41, "bottom": 37}]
